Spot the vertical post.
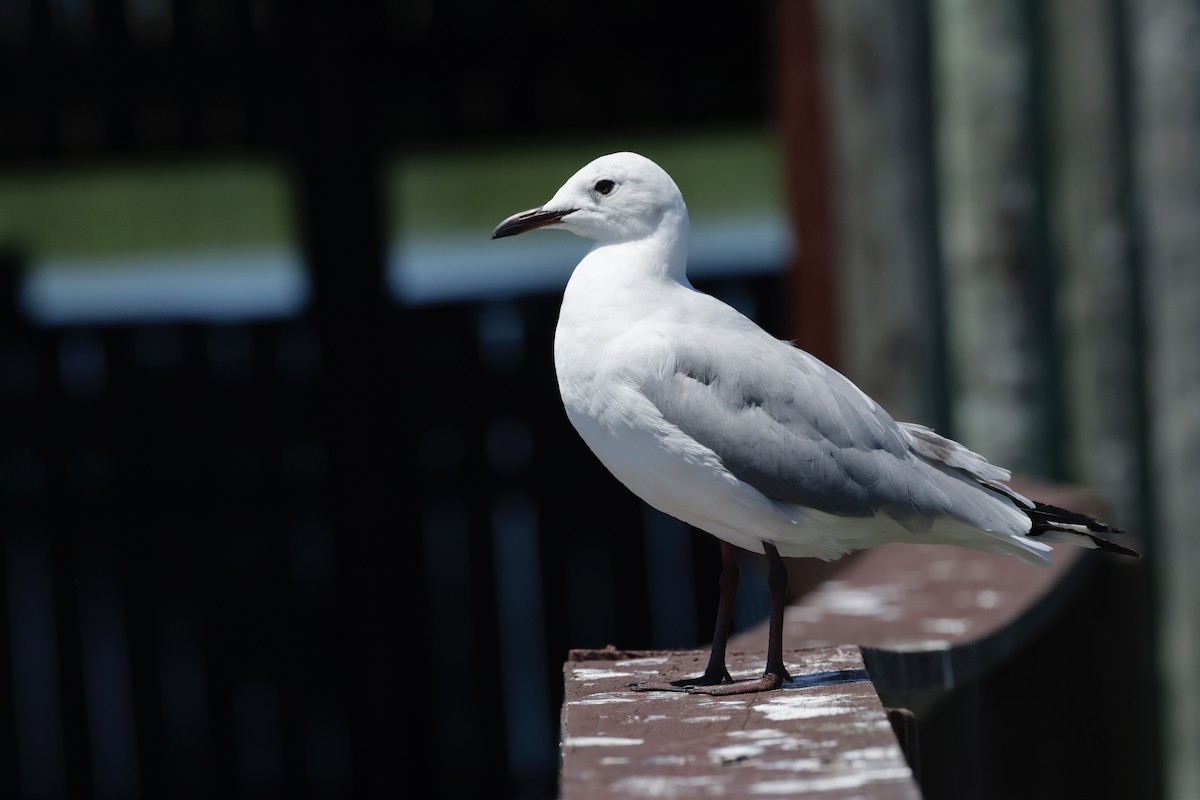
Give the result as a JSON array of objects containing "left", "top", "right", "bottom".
[
  {"left": 1129, "top": 1, "right": 1200, "bottom": 797},
  {"left": 930, "top": 0, "right": 1047, "bottom": 473},
  {"left": 278, "top": 3, "right": 397, "bottom": 794},
  {"left": 775, "top": 0, "right": 839, "bottom": 368},
  {"left": 774, "top": 0, "right": 853, "bottom": 595},
  {"left": 1045, "top": 6, "right": 1158, "bottom": 800},
  {"left": 815, "top": 0, "right": 944, "bottom": 426},
  {"left": 1044, "top": 0, "right": 1143, "bottom": 527}
]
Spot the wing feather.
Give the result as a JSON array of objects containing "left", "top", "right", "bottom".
[{"left": 640, "top": 337, "right": 922, "bottom": 517}]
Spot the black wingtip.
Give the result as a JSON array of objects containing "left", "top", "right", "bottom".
[
  {"left": 1027, "top": 501, "right": 1141, "bottom": 558},
  {"left": 1091, "top": 536, "right": 1141, "bottom": 558},
  {"left": 1073, "top": 530, "right": 1142, "bottom": 558},
  {"left": 1029, "top": 501, "right": 1121, "bottom": 533}
]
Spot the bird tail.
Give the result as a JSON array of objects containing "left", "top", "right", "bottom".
[{"left": 1024, "top": 502, "right": 1140, "bottom": 557}]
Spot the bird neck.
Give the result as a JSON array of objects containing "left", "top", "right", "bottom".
[{"left": 589, "top": 205, "right": 691, "bottom": 285}]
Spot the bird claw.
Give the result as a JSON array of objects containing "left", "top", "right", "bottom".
[
  {"left": 627, "top": 670, "right": 734, "bottom": 692},
  {"left": 685, "top": 670, "right": 791, "bottom": 696},
  {"left": 626, "top": 681, "right": 691, "bottom": 693}
]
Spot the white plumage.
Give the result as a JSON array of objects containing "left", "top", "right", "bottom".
[{"left": 493, "top": 151, "right": 1134, "bottom": 694}]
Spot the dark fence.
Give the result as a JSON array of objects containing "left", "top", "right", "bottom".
[
  {"left": 0, "top": 275, "right": 784, "bottom": 799},
  {"left": 1, "top": 5, "right": 779, "bottom": 798}
]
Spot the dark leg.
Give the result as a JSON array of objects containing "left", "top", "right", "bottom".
[
  {"left": 629, "top": 540, "right": 738, "bottom": 691},
  {"left": 762, "top": 541, "right": 794, "bottom": 684},
  {"left": 688, "top": 541, "right": 793, "bottom": 695}
]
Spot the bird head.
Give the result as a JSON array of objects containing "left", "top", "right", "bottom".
[{"left": 491, "top": 152, "right": 687, "bottom": 245}]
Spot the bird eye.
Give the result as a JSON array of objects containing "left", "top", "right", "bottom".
[{"left": 593, "top": 179, "right": 615, "bottom": 195}]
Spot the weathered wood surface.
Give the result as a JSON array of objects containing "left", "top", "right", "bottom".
[
  {"left": 560, "top": 646, "right": 919, "bottom": 800},
  {"left": 1044, "top": 0, "right": 1143, "bottom": 530},
  {"left": 1130, "top": 1, "right": 1200, "bottom": 797},
  {"left": 559, "top": 480, "right": 1130, "bottom": 797},
  {"left": 817, "top": 0, "right": 942, "bottom": 426},
  {"left": 931, "top": 0, "right": 1047, "bottom": 475},
  {"left": 775, "top": 0, "right": 840, "bottom": 368}
]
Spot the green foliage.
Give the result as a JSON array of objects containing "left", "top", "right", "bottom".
[
  {"left": 0, "top": 159, "right": 294, "bottom": 259},
  {"left": 390, "top": 128, "right": 784, "bottom": 235},
  {"left": 0, "top": 129, "right": 782, "bottom": 263}
]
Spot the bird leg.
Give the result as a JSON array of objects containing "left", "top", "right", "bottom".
[
  {"left": 629, "top": 540, "right": 738, "bottom": 691},
  {"left": 685, "top": 541, "right": 793, "bottom": 695}
]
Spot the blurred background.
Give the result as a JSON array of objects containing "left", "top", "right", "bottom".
[{"left": 0, "top": 0, "right": 1195, "bottom": 798}]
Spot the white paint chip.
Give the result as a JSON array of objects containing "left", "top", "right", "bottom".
[
  {"left": 748, "top": 767, "right": 913, "bottom": 794},
  {"left": 756, "top": 757, "right": 824, "bottom": 772},
  {"left": 616, "top": 656, "right": 671, "bottom": 667},
  {"left": 840, "top": 745, "right": 904, "bottom": 763},
  {"left": 569, "top": 695, "right": 639, "bottom": 706},
  {"left": 572, "top": 668, "right": 636, "bottom": 680},
  {"left": 563, "top": 736, "right": 645, "bottom": 747},
  {"left": 612, "top": 775, "right": 729, "bottom": 797},
  {"left": 752, "top": 692, "right": 860, "bottom": 721},
  {"left": 727, "top": 729, "right": 792, "bottom": 740},
  {"left": 888, "top": 637, "right": 951, "bottom": 652}
]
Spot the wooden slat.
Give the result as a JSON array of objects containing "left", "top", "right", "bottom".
[
  {"left": 1044, "top": 0, "right": 1143, "bottom": 529},
  {"left": 816, "top": 0, "right": 943, "bottom": 426},
  {"left": 1129, "top": 0, "right": 1200, "bottom": 796},
  {"left": 560, "top": 646, "right": 920, "bottom": 799},
  {"left": 775, "top": 0, "right": 840, "bottom": 368},
  {"left": 930, "top": 0, "right": 1049, "bottom": 475}
]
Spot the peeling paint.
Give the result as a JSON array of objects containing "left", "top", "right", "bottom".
[
  {"left": 888, "top": 637, "right": 951, "bottom": 652},
  {"left": 726, "top": 728, "right": 791, "bottom": 740},
  {"left": 564, "top": 736, "right": 645, "bottom": 747},
  {"left": 569, "top": 695, "right": 640, "bottom": 706},
  {"left": 696, "top": 699, "right": 749, "bottom": 710},
  {"left": 611, "top": 775, "right": 729, "bottom": 797},
  {"left": 840, "top": 745, "right": 903, "bottom": 762},
  {"left": 755, "top": 757, "right": 824, "bottom": 771},
  {"left": 563, "top": 646, "right": 920, "bottom": 799},
  {"left": 616, "top": 656, "right": 670, "bottom": 667},
  {"left": 746, "top": 737, "right": 838, "bottom": 750},
  {"left": 752, "top": 691, "right": 862, "bottom": 721},
  {"left": 646, "top": 755, "right": 692, "bottom": 766},
  {"left": 573, "top": 668, "right": 638, "bottom": 680},
  {"left": 748, "top": 767, "right": 913, "bottom": 794}
]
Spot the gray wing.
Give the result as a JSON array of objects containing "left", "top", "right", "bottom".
[{"left": 640, "top": 336, "right": 929, "bottom": 517}]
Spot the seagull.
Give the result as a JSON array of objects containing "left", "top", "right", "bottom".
[{"left": 491, "top": 151, "right": 1138, "bottom": 695}]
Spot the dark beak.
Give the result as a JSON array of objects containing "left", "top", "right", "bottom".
[{"left": 491, "top": 206, "right": 576, "bottom": 239}]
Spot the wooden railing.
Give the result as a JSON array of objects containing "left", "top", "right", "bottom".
[{"left": 559, "top": 481, "right": 1147, "bottom": 799}]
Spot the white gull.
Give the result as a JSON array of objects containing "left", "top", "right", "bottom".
[{"left": 492, "top": 151, "right": 1137, "bottom": 694}]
